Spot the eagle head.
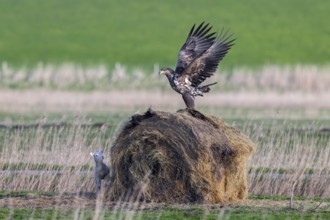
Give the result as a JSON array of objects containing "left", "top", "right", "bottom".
[{"left": 159, "top": 67, "right": 174, "bottom": 76}]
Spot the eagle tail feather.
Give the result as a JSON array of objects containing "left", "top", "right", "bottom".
[{"left": 198, "top": 82, "right": 217, "bottom": 93}]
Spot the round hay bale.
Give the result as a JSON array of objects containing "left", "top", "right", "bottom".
[{"left": 106, "top": 108, "right": 254, "bottom": 204}]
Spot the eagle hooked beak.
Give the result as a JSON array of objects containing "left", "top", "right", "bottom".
[{"left": 159, "top": 67, "right": 174, "bottom": 76}]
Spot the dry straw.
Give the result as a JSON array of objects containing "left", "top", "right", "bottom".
[{"left": 107, "top": 108, "right": 254, "bottom": 204}]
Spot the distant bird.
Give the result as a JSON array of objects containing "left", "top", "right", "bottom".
[{"left": 160, "top": 22, "right": 235, "bottom": 109}]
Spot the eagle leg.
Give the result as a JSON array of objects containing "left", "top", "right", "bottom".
[{"left": 182, "top": 92, "right": 195, "bottom": 109}]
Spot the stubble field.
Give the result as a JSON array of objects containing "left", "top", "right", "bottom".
[{"left": 0, "top": 65, "right": 329, "bottom": 219}]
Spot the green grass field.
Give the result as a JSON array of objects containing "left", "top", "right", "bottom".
[
  {"left": 0, "top": 192, "right": 329, "bottom": 220},
  {"left": 0, "top": 0, "right": 329, "bottom": 68},
  {"left": 1, "top": 207, "right": 329, "bottom": 220}
]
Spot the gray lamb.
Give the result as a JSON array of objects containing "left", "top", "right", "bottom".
[{"left": 90, "top": 150, "right": 110, "bottom": 193}]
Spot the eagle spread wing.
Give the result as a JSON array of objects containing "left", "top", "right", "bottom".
[
  {"left": 180, "top": 30, "right": 235, "bottom": 87},
  {"left": 174, "top": 22, "right": 216, "bottom": 75}
]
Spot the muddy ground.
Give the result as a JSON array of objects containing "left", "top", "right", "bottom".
[{"left": 0, "top": 193, "right": 329, "bottom": 212}]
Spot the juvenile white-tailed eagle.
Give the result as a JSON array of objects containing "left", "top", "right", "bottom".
[{"left": 160, "top": 22, "right": 235, "bottom": 109}]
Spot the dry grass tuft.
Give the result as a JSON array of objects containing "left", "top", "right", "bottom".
[{"left": 0, "top": 117, "right": 113, "bottom": 193}]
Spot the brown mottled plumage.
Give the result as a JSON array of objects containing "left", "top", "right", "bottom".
[{"left": 160, "top": 22, "right": 235, "bottom": 109}]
